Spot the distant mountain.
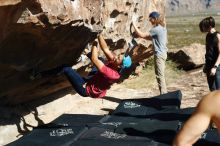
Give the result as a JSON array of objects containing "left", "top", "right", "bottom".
[{"left": 166, "top": 0, "right": 220, "bottom": 16}]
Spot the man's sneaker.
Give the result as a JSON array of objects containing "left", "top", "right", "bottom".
[
  {"left": 128, "top": 38, "right": 138, "bottom": 50},
  {"left": 75, "top": 56, "right": 82, "bottom": 63},
  {"left": 75, "top": 54, "right": 87, "bottom": 63}
]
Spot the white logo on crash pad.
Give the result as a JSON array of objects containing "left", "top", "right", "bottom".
[
  {"left": 49, "top": 128, "right": 74, "bottom": 137},
  {"left": 101, "top": 131, "right": 126, "bottom": 139},
  {"left": 102, "top": 122, "right": 122, "bottom": 127},
  {"left": 123, "top": 101, "right": 141, "bottom": 109}
]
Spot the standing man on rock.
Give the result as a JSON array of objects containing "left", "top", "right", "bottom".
[{"left": 132, "top": 11, "right": 168, "bottom": 94}]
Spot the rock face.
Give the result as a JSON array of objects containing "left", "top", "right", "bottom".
[
  {"left": 168, "top": 43, "right": 205, "bottom": 70},
  {"left": 0, "top": 0, "right": 165, "bottom": 105},
  {"left": 166, "top": 0, "right": 220, "bottom": 16}
]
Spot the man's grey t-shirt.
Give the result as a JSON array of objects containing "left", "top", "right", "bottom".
[{"left": 149, "top": 25, "right": 168, "bottom": 57}]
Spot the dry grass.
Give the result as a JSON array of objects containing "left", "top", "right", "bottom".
[
  {"left": 122, "top": 58, "right": 183, "bottom": 89},
  {"left": 167, "top": 14, "right": 220, "bottom": 50}
]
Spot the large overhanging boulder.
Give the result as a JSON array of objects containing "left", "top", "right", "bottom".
[{"left": 0, "top": 0, "right": 165, "bottom": 105}]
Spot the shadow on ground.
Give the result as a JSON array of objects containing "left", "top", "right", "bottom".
[{"left": 0, "top": 87, "right": 75, "bottom": 137}]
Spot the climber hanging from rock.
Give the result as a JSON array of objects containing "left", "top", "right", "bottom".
[{"left": 62, "top": 33, "right": 132, "bottom": 98}]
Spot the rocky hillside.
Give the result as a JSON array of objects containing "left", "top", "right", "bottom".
[{"left": 166, "top": 0, "right": 220, "bottom": 16}]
